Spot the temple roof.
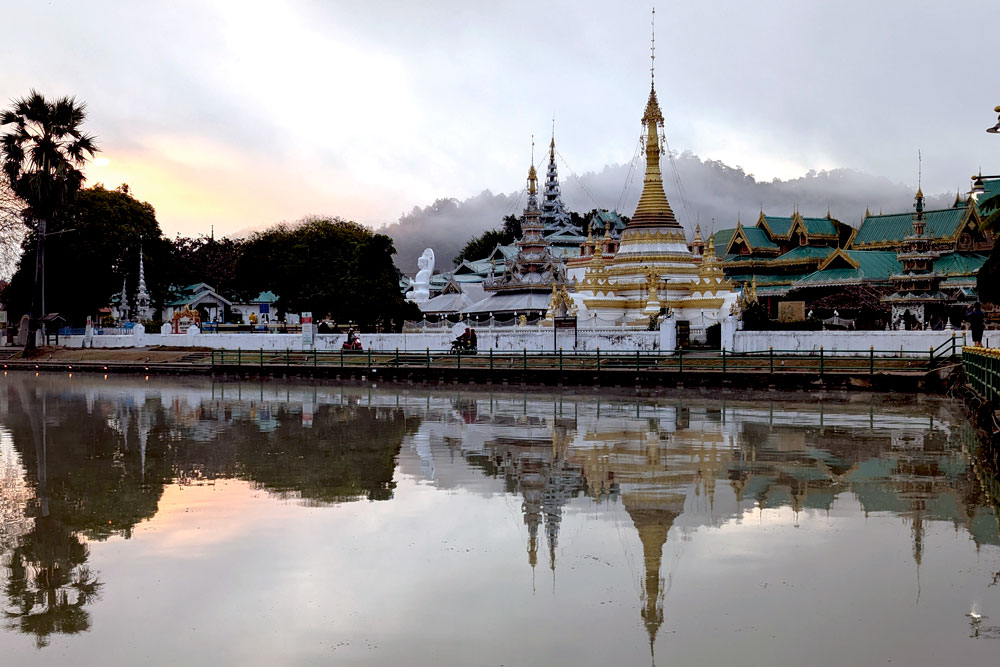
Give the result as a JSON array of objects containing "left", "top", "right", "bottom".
[
  {"left": 774, "top": 245, "right": 836, "bottom": 262},
  {"left": 464, "top": 290, "right": 554, "bottom": 315},
  {"left": 852, "top": 207, "right": 972, "bottom": 247},
  {"left": 794, "top": 250, "right": 902, "bottom": 286},
  {"left": 727, "top": 225, "right": 779, "bottom": 254},
  {"left": 932, "top": 251, "right": 987, "bottom": 276},
  {"left": 975, "top": 178, "right": 1000, "bottom": 213},
  {"left": 723, "top": 245, "right": 833, "bottom": 267},
  {"left": 714, "top": 228, "right": 736, "bottom": 256}
]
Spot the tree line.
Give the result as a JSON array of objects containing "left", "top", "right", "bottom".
[{"left": 0, "top": 91, "right": 418, "bottom": 332}]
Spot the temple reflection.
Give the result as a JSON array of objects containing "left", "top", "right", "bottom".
[{"left": 0, "top": 373, "right": 998, "bottom": 654}]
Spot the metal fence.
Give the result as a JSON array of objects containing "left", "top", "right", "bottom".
[
  {"left": 963, "top": 346, "right": 1000, "bottom": 405},
  {"left": 210, "top": 344, "right": 954, "bottom": 376}
]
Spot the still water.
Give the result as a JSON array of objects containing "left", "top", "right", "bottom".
[{"left": 1, "top": 373, "right": 1000, "bottom": 666}]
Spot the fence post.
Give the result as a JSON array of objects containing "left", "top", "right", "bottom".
[
  {"left": 340, "top": 345, "right": 344, "bottom": 367},
  {"left": 367, "top": 347, "right": 371, "bottom": 367},
  {"left": 211, "top": 349, "right": 215, "bottom": 371},
  {"left": 237, "top": 348, "right": 241, "bottom": 367},
  {"left": 286, "top": 348, "right": 290, "bottom": 367},
  {"left": 560, "top": 347, "right": 564, "bottom": 372},
  {"left": 722, "top": 347, "right": 726, "bottom": 374},
  {"left": 395, "top": 347, "right": 399, "bottom": 367},
  {"left": 260, "top": 347, "right": 263, "bottom": 369},
  {"left": 679, "top": 347, "right": 683, "bottom": 374},
  {"left": 313, "top": 348, "right": 317, "bottom": 367},
  {"left": 635, "top": 349, "right": 640, "bottom": 372},
  {"left": 929, "top": 345, "right": 933, "bottom": 370},
  {"left": 870, "top": 346, "right": 874, "bottom": 376},
  {"left": 523, "top": 347, "right": 527, "bottom": 371},
  {"left": 596, "top": 347, "right": 600, "bottom": 373},
  {"left": 769, "top": 346, "right": 773, "bottom": 375},
  {"left": 819, "top": 346, "right": 824, "bottom": 378},
  {"left": 490, "top": 348, "right": 493, "bottom": 371},
  {"left": 426, "top": 347, "right": 430, "bottom": 369},
  {"left": 457, "top": 348, "right": 461, "bottom": 369}
]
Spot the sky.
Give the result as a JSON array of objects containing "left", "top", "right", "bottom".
[{"left": 0, "top": 0, "right": 996, "bottom": 241}]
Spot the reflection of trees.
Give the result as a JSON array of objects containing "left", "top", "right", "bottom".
[
  {"left": 4, "top": 516, "right": 101, "bottom": 647},
  {"left": 228, "top": 405, "right": 419, "bottom": 503},
  {"left": 2, "top": 378, "right": 166, "bottom": 647}
]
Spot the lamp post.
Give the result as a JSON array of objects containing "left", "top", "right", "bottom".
[{"left": 987, "top": 105, "right": 1000, "bottom": 134}]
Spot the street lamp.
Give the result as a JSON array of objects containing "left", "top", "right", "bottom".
[{"left": 988, "top": 105, "right": 1000, "bottom": 134}]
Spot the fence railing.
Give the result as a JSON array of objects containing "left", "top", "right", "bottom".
[
  {"left": 209, "top": 346, "right": 943, "bottom": 376},
  {"left": 963, "top": 347, "right": 1000, "bottom": 405}
]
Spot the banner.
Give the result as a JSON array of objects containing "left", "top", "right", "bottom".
[{"left": 301, "top": 312, "right": 314, "bottom": 347}]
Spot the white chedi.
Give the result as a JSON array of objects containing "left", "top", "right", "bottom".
[{"left": 405, "top": 248, "right": 435, "bottom": 303}]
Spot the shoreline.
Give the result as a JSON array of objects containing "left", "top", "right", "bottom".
[{"left": 1, "top": 345, "right": 951, "bottom": 395}]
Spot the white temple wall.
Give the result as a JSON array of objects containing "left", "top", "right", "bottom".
[
  {"left": 732, "top": 329, "right": 990, "bottom": 356},
  {"left": 58, "top": 327, "right": 998, "bottom": 355},
  {"left": 60, "top": 329, "right": 662, "bottom": 352}
]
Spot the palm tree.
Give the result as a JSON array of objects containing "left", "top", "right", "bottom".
[{"left": 0, "top": 90, "right": 97, "bottom": 349}]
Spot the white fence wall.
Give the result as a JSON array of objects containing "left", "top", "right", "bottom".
[
  {"left": 59, "top": 327, "right": 663, "bottom": 353},
  {"left": 731, "top": 329, "right": 993, "bottom": 356},
  {"left": 56, "top": 327, "right": 1000, "bottom": 356}
]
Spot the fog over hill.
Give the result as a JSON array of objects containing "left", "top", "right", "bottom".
[{"left": 382, "top": 152, "right": 956, "bottom": 274}]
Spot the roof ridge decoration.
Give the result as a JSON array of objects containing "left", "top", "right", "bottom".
[{"left": 818, "top": 247, "right": 861, "bottom": 271}]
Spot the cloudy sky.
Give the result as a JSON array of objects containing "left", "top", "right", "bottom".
[{"left": 1, "top": 0, "right": 996, "bottom": 240}]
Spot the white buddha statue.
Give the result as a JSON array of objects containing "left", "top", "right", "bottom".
[{"left": 405, "top": 248, "right": 435, "bottom": 303}]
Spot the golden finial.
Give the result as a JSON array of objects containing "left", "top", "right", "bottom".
[
  {"left": 527, "top": 136, "right": 538, "bottom": 195},
  {"left": 650, "top": 3, "right": 656, "bottom": 85}
]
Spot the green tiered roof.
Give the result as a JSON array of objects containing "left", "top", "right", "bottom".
[
  {"left": 794, "top": 250, "right": 902, "bottom": 286},
  {"left": 932, "top": 251, "right": 988, "bottom": 276},
  {"left": 798, "top": 216, "right": 838, "bottom": 236},
  {"left": 714, "top": 228, "right": 736, "bottom": 256},
  {"left": 727, "top": 225, "right": 778, "bottom": 253},
  {"left": 759, "top": 216, "right": 794, "bottom": 237},
  {"left": 975, "top": 178, "right": 1000, "bottom": 214},
  {"left": 852, "top": 207, "right": 971, "bottom": 247},
  {"left": 774, "top": 245, "right": 836, "bottom": 262}
]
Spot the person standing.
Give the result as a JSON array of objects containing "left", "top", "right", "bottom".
[{"left": 967, "top": 302, "right": 986, "bottom": 346}]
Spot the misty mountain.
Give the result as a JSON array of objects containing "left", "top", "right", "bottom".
[{"left": 382, "top": 152, "right": 956, "bottom": 274}]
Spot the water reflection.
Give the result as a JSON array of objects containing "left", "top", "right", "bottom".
[{"left": 0, "top": 373, "right": 998, "bottom": 664}]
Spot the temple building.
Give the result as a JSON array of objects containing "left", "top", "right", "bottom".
[
  {"left": 712, "top": 210, "right": 852, "bottom": 305},
  {"left": 705, "top": 174, "right": 993, "bottom": 325},
  {"left": 463, "top": 153, "right": 572, "bottom": 319}
]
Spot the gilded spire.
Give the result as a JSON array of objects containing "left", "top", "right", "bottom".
[{"left": 628, "top": 6, "right": 679, "bottom": 230}]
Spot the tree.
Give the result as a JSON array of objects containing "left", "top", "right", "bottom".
[
  {"left": 0, "top": 91, "right": 97, "bottom": 346},
  {"left": 453, "top": 214, "right": 522, "bottom": 265},
  {"left": 237, "top": 218, "right": 420, "bottom": 330},
  {"left": 0, "top": 179, "right": 26, "bottom": 279},
  {"left": 169, "top": 235, "right": 247, "bottom": 302},
  {"left": 4, "top": 184, "right": 170, "bottom": 324}
]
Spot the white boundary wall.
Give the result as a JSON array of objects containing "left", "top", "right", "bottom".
[
  {"left": 731, "top": 329, "right": 998, "bottom": 356},
  {"left": 59, "top": 327, "right": 664, "bottom": 353},
  {"left": 56, "top": 326, "right": 1000, "bottom": 356}
]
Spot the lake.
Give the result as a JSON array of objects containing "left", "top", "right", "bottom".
[{"left": 1, "top": 373, "right": 999, "bottom": 666}]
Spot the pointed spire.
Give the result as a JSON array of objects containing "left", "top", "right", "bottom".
[
  {"left": 526, "top": 137, "right": 539, "bottom": 208},
  {"left": 628, "top": 3, "right": 678, "bottom": 230},
  {"left": 540, "top": 118, "right": 572, "bottom": 230}
]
